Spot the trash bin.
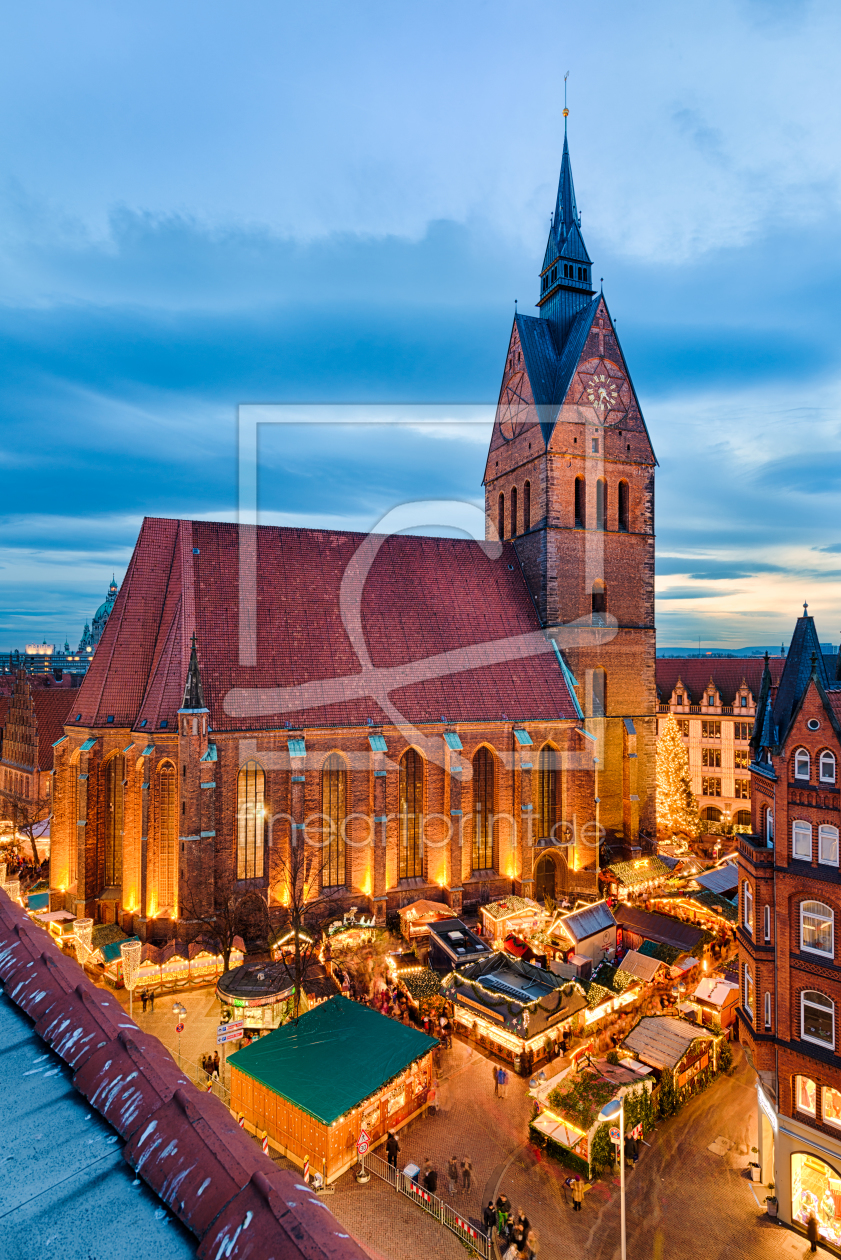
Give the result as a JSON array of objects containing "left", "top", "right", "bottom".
[{"left": 404, "top": 1162, "right": 421, "bottom": 1184}]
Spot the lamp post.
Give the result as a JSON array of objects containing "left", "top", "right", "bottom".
[
  {"left": 173, "top": 1001, "right": 187, "bottom": 1067},
  {"left": 598, "top": 1097, "right": 626, "bottom": 1260}
]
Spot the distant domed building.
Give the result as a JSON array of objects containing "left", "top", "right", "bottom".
[{"left": 77, "top": 576, "right": 119, "bottom": 654}]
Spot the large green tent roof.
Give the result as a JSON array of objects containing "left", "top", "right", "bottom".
[{"left": 227, "top": 995, "right": 437, "bottom": 1125}]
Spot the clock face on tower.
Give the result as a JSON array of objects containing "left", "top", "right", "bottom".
[
  {"left": 498, "top": 370, "right": 530, "bottom": 440},
  {"left": 575, "top": 358, "right": 630, "bottom": 420}
]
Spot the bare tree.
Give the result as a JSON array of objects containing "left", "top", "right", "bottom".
[
  {"left": 0, "top": 781, "right": 50, "bottom": 867},
  {"left": 179, "top": 863, "right": 269, "bottom": 972},
  {"left": 268, "top": 833, "right": 343, "bottom": 1021}
]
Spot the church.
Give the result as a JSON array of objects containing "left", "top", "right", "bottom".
[{"left": 50, "top": 124, "right": 657, "bottom": 939}]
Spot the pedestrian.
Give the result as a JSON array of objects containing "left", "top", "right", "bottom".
[
  {"left": 428, "top": 1077, "right": 439, "bottom": 1114},
  {"left": 807, "top": 1213, "right": 819, "bottom": 1252},
  {"left": 141, "top": 990, "right": 148, "bottom": 1014},
  {"left": 423, "top": 1161, "right": 437, "bottom": 1195},
  {"left": 385, "top": 1130, "right": 400, "bottom": 1169},
  {"left": 571, "top": 1176, "right": 584, "bottom": 1211},
  {"left": 461, "top": 1157, "right": 472, "bottom": 1194},
  {"left": 213, "top": 1051, "right": 220, "bottom": 1077},
  {"left": 499, "top": 1066, "right": 508, "bottom": 1099},
  {"left": 483, "top": 1202, "right": 497, "bottom": 1235},
  {"left": 148, "top": 990, "right": 155, "bottom": 1012},
  {"left": 514, "top": 1208, "right": 530, "bottom": 1236},
  {"left": 496, "top": 1193, "right": 512, "bottom": 1236},
  {"left": 493, "top": 1064, "right": 500, "bottom": 1097},
  {"left": 525, "top": 1229, "right": 539, "bottom": 1257},
  {"left": 447, "top": 1155, "right": 458, "bottom": 1196}
]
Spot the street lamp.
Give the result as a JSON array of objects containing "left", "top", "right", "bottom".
[
  {"left": 172, "top": 1001, "right": 187, "bottom": 1067},
  {"left": 598, "top": 1097, "right": 626, "bottom": 1260}
]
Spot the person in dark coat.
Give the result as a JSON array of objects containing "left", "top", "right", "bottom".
[
  {"left": 483, "top": 1202, "right": 497, "bottom": 1234},
  {"left": 424, "top": 1163, "right": 438, "bottom": 1194},
  {"left": 385, "top": 1130, "right": 400, "bottom": 1169},
  {"left": 807, "top": 1213, "right": 819, "bottom": 1252}
]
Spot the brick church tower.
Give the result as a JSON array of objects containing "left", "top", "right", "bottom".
[{"left": 484, "top": 118, "right": 657, "bottom": 854}]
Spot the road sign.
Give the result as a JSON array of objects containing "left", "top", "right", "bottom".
[
  {"left": 629, "top": 1122, "right": 643, "bottom": 1140},
  {"left": 357, "top": 1129, "right": 370, "bottom": 1155},
  {"left": 175, "top": 1022, "right": 185, "bottom": 1034},
  {"left": 217, "top": 1030, "right": 244, "bottom": 1045},
  {"left": 217, "top": 1020, "right": 244, "bottom": 1036},
  {"left": 609, "top": 1126, "right": 620, "bottom": 1143}
]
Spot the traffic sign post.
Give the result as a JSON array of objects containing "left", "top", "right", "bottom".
[
  {"left": 609, "top": 1126, "right": 621, "bottom": 1144},
  {"left": 355, "top": 1129, "right": 371, "bottom": 1183},
  {"left": 216, "top": 1019, "right": 244, "bottom": 1046}
]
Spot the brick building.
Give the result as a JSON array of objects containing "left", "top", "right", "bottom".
[
  {"left": 736, "top": 609, "right": 841, "bottom": 1245},
  {"left": 48, "top": 125, "right": 657, "bottom": 939},
  {"left": 656, "top": 657, "right": 786, "bottom": 832},
  {"left": 0, "top": 671, "right": 76, "bottom": 825}
]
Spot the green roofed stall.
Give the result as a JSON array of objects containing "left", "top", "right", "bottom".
[{"left": 228, "top": 995, "right": 438, "bottom": 1181}]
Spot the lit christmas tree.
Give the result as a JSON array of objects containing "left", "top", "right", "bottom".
[{"left": 656, "top": 714, "right": 701, "bottom": 839}]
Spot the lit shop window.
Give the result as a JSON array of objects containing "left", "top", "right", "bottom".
[
  {"left": 792, "top": 1154, "right": 841, "bottom": 1250},
  {"left": 796, "top": 1076, "right": 817, "bottom": 1115},
  {"left": 824, "top": 1087, "right": 841, "bottom": 1129}
]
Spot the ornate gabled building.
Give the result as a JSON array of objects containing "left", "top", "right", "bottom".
[
  {"left": 0, "top": 671, "right": 76, "bottom": 813},
  {"left": 49, "top": 124, "right": 656, "bottom": 939},
  {"left": 737, "top": 609, "right": 841, "bottom": 1246}
]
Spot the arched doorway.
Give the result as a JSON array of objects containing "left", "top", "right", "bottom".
[{"left": 535, "top": 853, "right": 556, "bottom": 902}]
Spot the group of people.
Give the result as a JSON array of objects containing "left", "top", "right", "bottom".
[
  {"left": 201, "top": 1051, "right": 221, "bottom": 1081},
  {"left": 483, "top": 1196, "right": 539, "bottom": 1258},
  {"left": 492, "top": 1063, "right": 510, "bottom": 1098},
  {"left": 139, "top": 989, "right": 156, "bottom": 1012}
]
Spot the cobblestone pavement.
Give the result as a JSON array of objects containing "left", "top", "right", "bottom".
[{"left": 106, "top": 982, "right": 833, "bottom": 1260}]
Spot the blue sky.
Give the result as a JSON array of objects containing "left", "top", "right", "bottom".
[{"left": 3, "top": 0, "right": 841, "bottom": 650}]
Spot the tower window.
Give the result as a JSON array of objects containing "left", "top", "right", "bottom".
[
  {"left": 596, "top": 478, "right": 607, "bottom": 531},
  {"left": 511, "top": 485, "right": 518, "bottom": 537},
  {"left": 574, "top": 476, "right": 585, "bottom": 529},
  {"left": 592, "top": 668, "right": 607, "bottom": 717},
  {"left": 498, "top": 492, "right": 505, "bottom": 540},
  {"left": 523, "top": 480, "right": 531, "bottom": 532},
  {"left": 618, "top": 479, "right": 629, "bottom": 532},
  {"left": 591, "top": 580, "right": 607, "bottom": 626},
  {"left": 592, "top": 438, "right": 599, "bottom": 454}
]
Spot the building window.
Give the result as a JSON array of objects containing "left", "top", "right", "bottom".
[
  {"left": 702, "top": 805, "right": 722, "bottom": 823},
  {"left": 743, "top": 882, "right": 754, "bottom": 933},
  {"left": 794, "top": 748, "right": 810, "bottom": 780},
  {"left": 744, "top": 966, "right": 754, "bottom": 1019},
  {"left": 824, "top": 1087, "right": 841, "bottom": 1128},
  {"left": 472, "top": 746, "right": 495, "bottom": 872},
  {"left": 701, "top": 777, "right": 721, "bottom": 797},
  {"left": 104, "top": 754, "right": 125, "bottom": 888},
  {"left": 801, "top": 901, "right": 834, "bottom": 957},
  {"left": 158, "top": 761, "right": 178, "bottom": 910},
  {"left": 592, "top": 667, "right": 607, "bottom": 717},
  {"left": 708, "top": 693, "right": 716, "bottom": 707},
  {"left": 618, "top": 479, "right": 629, "bottom": 532},
  {"left": 574, "top": 476, "right": 585, "bottom": 528},
  {"left": 764, "top": 991, "right": 771, "bottom": 1031},
  {"left": 802, "top": 990, "right": 835, "bottom": 1048},
  {"left": 523, "top": 480, "right": 531, "bottom": 532},
  {"left": 819, "top": 825, "right": 839, "bottom": 867},
  {"left": 511, "top": 485, "right": 518, "bottom": 537},
  {"left": 596, "top": 478, "right": 607, "bottom": 530},
  {"left": 734, "top": 809, "right": 752, "bottom": 828},
  {"left": 820, "top": 751, "right": 837, "bottom": 784},
  {"left": 766, "top": 808, "right": 774, "bottom": 847},
  {"left": 764, "top": 903, "right": 771, "bottom": 942},
  {"left": 676, "top": 693, "right": 684, "bottom": 705},
  {"left": 701, "top": 721, "right": 721, "bottom": 740},
  {"left": 734, "top": 722, "right": 751, "bottom": 742},
  {"left": 321, "top": 753, "right": 347, "bottom": 888},
  {"left": 236, "top": 760, "right": 265, "bottom": 880},
  {"left": 677, "top": 719, "right": 689, "bottom": 737},
  {"left": 735, "top": 748, "right": 750, "bottom": 769},
  {"left": 537, "top": 744, "right": 561, "bottom": 843},
  {"left": 702, "top": 748, "right": 721, "bottom": 768},
  {"left": 591, "top": 580, "right": 607, "bottom": 626},
  {"left": 734, "top": 778, "right": 751, "bottom": 800},
  {"left": 69, "top": 769, "right": 79, "bottom": 886},
  {"left": 796, "top": 1076, "right": 817, "bottom": 1115},
  {"left": 399, "top": 748, "right": 424, "bottom": 880},
  {"left": 592, "top": 438, "right": 600, "bottom": 455},
  {"left": 498, "top": 492, "right": 505, "bottom": 541},
  {"left": 793, "top": 820, "right": 813, "bottom": 861}
]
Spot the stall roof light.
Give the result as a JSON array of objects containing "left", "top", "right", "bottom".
[
  {"left": 288, "top": 738, "right": 306, "bottom": 758},
  {"left": 368, "top": 734, "right": 388, "bottom": 752},
  {"left": 443, "top": 732, "right": 463, "bottom": 750},
  {"left": 513, "top": 729, "right": 533, "bottom": 746}
]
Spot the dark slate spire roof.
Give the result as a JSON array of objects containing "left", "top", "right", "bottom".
[
  {"left": 181, "top": 632, "right": 207, "bottom": 711},
  {"left": 772, "top": 609, "right": 830, "bottom": 740},
  {"left": 538, "top": 126, "right": 595, "bottom": 337}
]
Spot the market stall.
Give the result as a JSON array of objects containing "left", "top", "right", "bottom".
[
  {"left": 480, "top": 896, "right": 544, "bottom": 944},
  {"left": 622, "top": 1014, "right": 720, "bottom": 1088},
  {"left": 398, "top": 900, "right": 452, "bottom": 943},
  {"left": 442, "top": 951, "right": 587, "bottom": 1071},
  {"left": 427, "top": 918, "right": 492, "bottom": 972},
  {"left": 599, "top": 856, "right": 674, "bottom": 901},
  {"left": 546, "top": 901, "right": 617, "bottom": 966},
  {"left": 217, "top": 960, "right": 296, "bottom": 1035},
  {"left": 228, "top": 995, "right": 437, "bottom": 1182}
]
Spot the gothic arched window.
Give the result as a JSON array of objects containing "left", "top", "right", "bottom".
[
  {"left": 537, "top": 744, "right": 561, "bottom": 843},
  {"left": 322, "top": 753, "right": 347, "bottom": 888},
  {"left": 158, "top": 761, "right": 178, "bottom": 910},
  {"left": 472, "top": 746, "right": 495, "bottom": 872},
  {"left": 498, "top": 492, "right": 505, "bottom": 541},
  {"left": 591, "top": 580, "right": 607, "bottom": 626},
  {"left": 237, "top": 760, "right": 265, "bottom": 880},
  {"left": 574, "top": 477, "right": 585, "bottom": 529},
  {"left": 511, "top": 485, "right": 518, "bottom": 537},
  {"left": 104, "top": 754, "right": 125, "bottom": 888},
  {"left": 523, "top": 480, "right": 531, "bottom": 532},
  {"left": 593, "top": 667, "right": 607, "bottom": 716},
  {"left": 596, "top": 478, "right": 607, "bottom": 531},
  {"left": 399, "top": 749, "right": 424, "bottom": 879},
  {"left": 618, "top": 480, "right": 629, "bottom": 532}
]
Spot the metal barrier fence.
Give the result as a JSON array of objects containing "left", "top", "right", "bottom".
[{"left": 366, "top": 1152, "right": 491, "bottom": 1259}]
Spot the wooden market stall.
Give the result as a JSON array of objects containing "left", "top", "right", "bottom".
[
  {"left": 480, "top": 895, "right": 544, "bottom": 943},
  {"left": 228, "top": 995, "right": 437, "bottom": 1183}
]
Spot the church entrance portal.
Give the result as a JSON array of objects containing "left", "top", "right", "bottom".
[{"left": 534, "top": 854, "right": 556, "bottom": 902}]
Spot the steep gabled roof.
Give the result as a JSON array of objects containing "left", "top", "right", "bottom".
[
  {"left": 67, "top": 518, "right": 582, "bottom": 732},
  {"left": 773, "top": 612, "right": 831, "bottom": 739},
  {"left": 655, "top": 656, "right": 784, "bottom": 707}
]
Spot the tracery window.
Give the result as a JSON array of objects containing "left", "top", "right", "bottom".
[
  {"left": 237, "top": 760, "right": 265, "bottom": 880},
  {"left": 399, "top": 749, "right": 424, "bottom": 880},
  {"left": 322, "top": 754, "right": 347, "bottom": 887}
]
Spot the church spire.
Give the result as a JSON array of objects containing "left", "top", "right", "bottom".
[
  {"left": 537, "top": 114, "right": 594, "bottom": 336},
  {"left": 181, "top": 632, "right": 207, "bottom": 711}
]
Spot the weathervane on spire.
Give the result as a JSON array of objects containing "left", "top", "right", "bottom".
[
  {"left": 804, "top": 601, "right": 809, "bottom": 615},
  {"left": 563, "top": 71, "right": 569, "bottom": 125}
]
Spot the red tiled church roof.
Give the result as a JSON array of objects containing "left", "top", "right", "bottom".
[
  {"left": 655, "top": 657, "right": 785, "bottom": 707},
  {"left": 69, "top": 518, "right": 580, "bottom": 731}
]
